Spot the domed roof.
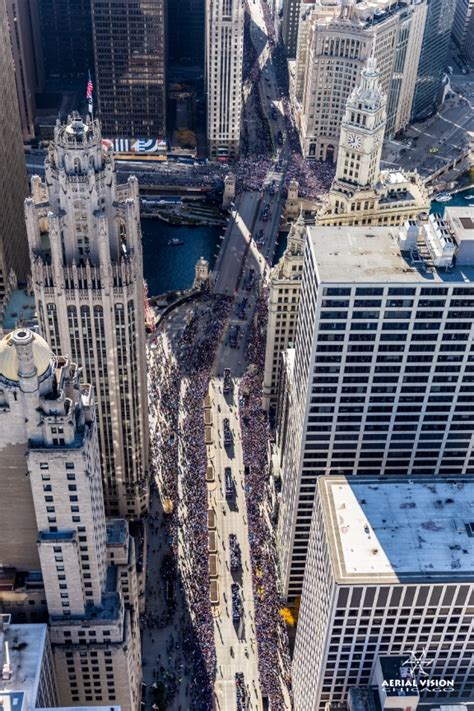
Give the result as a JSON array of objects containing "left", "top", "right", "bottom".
[{"left": 0, "top": 329, "right": 53, "bottom": 383}]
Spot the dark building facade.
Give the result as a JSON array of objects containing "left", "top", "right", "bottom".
[
  {"left": 0, "top": 0, "right": 30, "bottom": 302},
  {"left": 168, "top": 0, "right": 205, "bottom": 72},
  {"left": 411, "top": 0, "right": 455, "bottom": 120},
  {"left": 39, "top": 0, "right": 93, "bottom": 80},
  {"left": 282, "top": 0, "right": 301, "bottom": 58},
  {"left": 92, "top": 0, "right": 166, "bottom": 140}
]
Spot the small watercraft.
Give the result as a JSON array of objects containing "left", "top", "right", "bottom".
[
  {"left": 168, "top": 237, "right": 184, "bottom": 246},
  {"left": 434, "top": 192, "right": 452, "bottom": 202}
]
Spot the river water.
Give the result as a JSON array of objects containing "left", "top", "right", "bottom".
[
  {"left": 142, "top": 186, "right": 474, "bottom": 296},
  {"left": 142, "top": 219, "right": 222, "bottom": 296},
  {"left": 431, "top": 186, "right": 474, "bottom": 214}
]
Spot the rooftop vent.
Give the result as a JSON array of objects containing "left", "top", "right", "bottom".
[
  {"left": 0, "top": 615, "right": 11, "bottom": 631},
  {"left": 464, "top": 522, "right": 474, "bottom": 538},
  {"left": 2, "top": 642, "right": 12, "bottom": 681}
]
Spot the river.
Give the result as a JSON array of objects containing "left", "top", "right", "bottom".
[
  {"left": 142, "top": 186, "right": 474, "bottom": 296},
  {"left": 142, "top": 219, "right": 222, "bottom": 296}
]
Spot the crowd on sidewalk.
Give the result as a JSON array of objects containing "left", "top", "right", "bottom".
[
  {"left": 238, "top": 289, "right": 292, "bottom": 710},
  {"left": 146, "top": 295, "right": 233, "bottom": 710}
]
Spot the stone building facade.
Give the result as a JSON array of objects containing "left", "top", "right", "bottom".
[
  {"left": 25, "top": 114, "right": 149, "bottom": 518},
  {"left": 0, "top": 328, "right": 141, "bottom": 711},
  {"left": 263, "top": 215, "right": 305, "bottom": 411},
  {"left": 317, "top": 57, "right": 430, "bottom": 227},
  {"left": 294, "top": 0, "right": 427, "bottom": 161},
  {"left": 206, "top": 0, "right": 244, "bottom": 159}
]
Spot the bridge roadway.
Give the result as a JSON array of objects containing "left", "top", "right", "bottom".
[{"left": 213, "top": 183, "right": 283, "bottom": 297}]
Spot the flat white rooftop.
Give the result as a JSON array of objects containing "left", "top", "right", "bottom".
[
  {"left": 307, "top": 224, "right": 474, "bottom": 283},
  {"left": 445, "top": 206, "right": 474, "bottom": 243},
  {"left": 319, "top": 477, "right": 474, "bottom": 584},
  {"left": 0, "top": 624, "right": 47, "bottom": 706},
  {"left": 380, "top": 170, "right": 407, "bottom": 185}
]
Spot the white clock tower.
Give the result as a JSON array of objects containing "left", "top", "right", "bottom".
[{"left": 334, "top": 56, "right": 386, "bottom": 188}]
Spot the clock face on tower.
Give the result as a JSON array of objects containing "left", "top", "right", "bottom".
[{"left": 347, "top": 133, "right": 362, "bottom": 150}]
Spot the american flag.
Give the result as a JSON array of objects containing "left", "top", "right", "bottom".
[{"left": 86, "top": 75, "right": 93, "bottom": 100}]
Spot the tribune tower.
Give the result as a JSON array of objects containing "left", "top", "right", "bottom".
[{"left": 25, "top": 113, "right": 149, "bottom": 519}]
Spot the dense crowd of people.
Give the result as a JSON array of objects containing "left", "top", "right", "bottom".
[
  {"left": 140, "top": 1, "right": 342, "bottom": 707},
  {"left": 147, "top": 295, "right": 233, "bottom": 710},
  {"left": 179, "top": 376, "right": 216, "bottom": 709},
  {"left": 238, "top": 288, "right": 292, "bottom": 710}
]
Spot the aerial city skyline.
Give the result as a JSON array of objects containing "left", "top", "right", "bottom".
[{"left": 0, "top": 1, "right": 473, "bottom": 711}]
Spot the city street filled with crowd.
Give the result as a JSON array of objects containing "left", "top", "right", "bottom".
[
  {"left": 140, "top": 0, "right": 323, "bottom": 706},
  {"left": 145, "top": 296, "right": 235, "bottom": 710},
  {"left": 239, "top": 290, "right": 292, "bottom": 709}
]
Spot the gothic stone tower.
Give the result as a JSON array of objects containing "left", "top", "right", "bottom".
[
  {"left": 334, "top": 56, "right": 387, "bottom": 189},
  {"left": 25, "top": 113, "right": 149, "bottom": 519}
]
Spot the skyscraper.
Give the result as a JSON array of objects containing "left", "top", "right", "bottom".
[
  {"left": 91, "top": 0, "right": 166, "bottom": 140},
  {"left": 295, "top": 0, "right": 426, "bottom": 161},
  {"left": 282, "top": 0, "right": 302, "bottom": 58},
  {"left": 168, "top": 0, "right": 205, "bottom": 72},
  {"left": 411, "top": 0, "right": 455, "bottom": 120},
  {"left": 0, "top": 0, "right": 30, "bottom": 306},
  {"left": 0, "top": 328, "right": 142, "bottom": 711},
  {"left": 293, "top": 475, "right": 474, "bottom": 711},
  {"left": 206, "top": 0, "right": 244, "bottom": 159},
  {"left": 5, "top": 0, "right": 44, "bottom": 140},
  {"left": 452, "top": 0, "right": 474, "bottom": 62},
  {"left": 265, "top": 62, "right": 428, "bottom": 415},
  {"left": 263, "top": 214, "right": 305, "bottom": 411},
  {"left": 25, "top": 114, "right": 149, "bottom": 518},
  {"left": 278, "top": 208, "right": 474, "bottom": 598},
  {"left": 39, "top": 0, "right": 93, "bottom": 81}
]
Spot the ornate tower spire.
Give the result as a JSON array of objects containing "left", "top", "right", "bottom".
[
  {"left": 25, "top": 114, "right": 149, "bottom": 519},
  {"left": 334, "top": 56, "right": 387, "bottom": 188}
]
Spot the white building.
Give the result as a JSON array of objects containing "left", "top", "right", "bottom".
[
  {"left": 278, "top": 211, "right": 474, "bottom": 599},
  {"left": 293, "top": 476, "right": 474, "bottom": 711},
  {"left": 0, "top": 329, "right": 141, "bottom": 711},
  {"left": 0, "top": 615, "right": 122, "bottom": 711},
  {"left": 205, "top": 0, "right": 244, "bottom": 159},
  {"left": 263, "top": 214, "right": 305, "bottom": 411},
  {"left": 295, "top": 0, "right": 427, "bottom": 161},
  {"left": 25, "top": 114, "right": 149, "bottom": 519},
  {"left": 270, "top": 59, "right": 428, "bottom": 415},
  {"left": 317, "top": 57, "right": 430, "bottom": 226},
  {"left": 0, "top": 618, "right": 59, "bottom": 710}
]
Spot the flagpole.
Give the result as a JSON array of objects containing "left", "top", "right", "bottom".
[{"left": 87, "top": 70, "right": 94, "bottom": 121}]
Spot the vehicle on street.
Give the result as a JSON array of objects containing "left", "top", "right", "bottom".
[
  {"left": 223, "top": 367, "right": 232, "bottom": 393},
  {"left": 229, "top": 534, "right": 242, "bottom": 571},
  {"left": 225, "top": 467, "right": 234, "bottom": 498},
  {"left": 228, "top": 324, "right": 239, "bottom": 348},
  {"left": 223, "top": 418, "right": 233, "bottom": 446},
  {"left": 231, "top": 583, "right": 242, "bottom": 622},
  {"left": 245, "top": 269, "right": 255, "bottom": 291},
  {"left": 235, "top": 672, "right": 248, "bottom": 710},
  {"left": 237, "top": 297, "right": 248, "bottom": 319}
]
